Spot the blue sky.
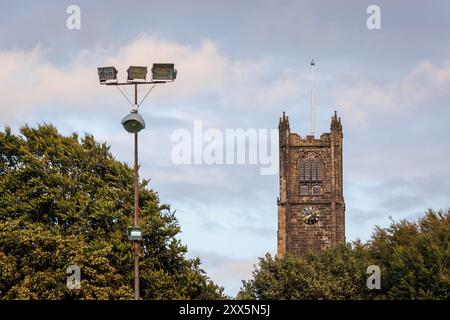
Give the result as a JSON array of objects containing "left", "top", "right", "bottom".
[{"left": 1, "top": 0, "right": 450, "bottom": 296}]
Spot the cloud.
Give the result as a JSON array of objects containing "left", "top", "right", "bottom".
[
  {"left": 345, "top": 172, "right": 450, "bottom": 242},
  {"left": 368, "top": 175, "right": 450, "bottom": 211},
  {"left": 0, "top": 47, "right": 100, "bottom": 118},
  {"left": 333, "top": 60, "right": 450, "bottom": 126},
  {"left": 0, "top": 35, "right": 305, "bottom": 124}
]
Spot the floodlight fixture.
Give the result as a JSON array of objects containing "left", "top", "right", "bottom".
[
  {"left": 152, "top": 63, "right": 177, "bottom": 81},
  {"left": 98, "top": 66, "right": 118, "bottom": 84},
  {"left": 127, "top": 66, "right": 148, "bottom": 82}
]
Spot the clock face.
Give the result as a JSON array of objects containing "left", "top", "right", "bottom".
[{"left": 301, "top": 206, "right": 320, "bottom": 225}]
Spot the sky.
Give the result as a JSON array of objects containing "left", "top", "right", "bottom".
[{"left": 1, "top": 0, "right": 450, "bottom": 296}]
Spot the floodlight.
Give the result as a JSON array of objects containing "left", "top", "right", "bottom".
[
  {"left": 151, "top": 63, "right": 177, "bottom": 81},
  {"left": 127, "top": 226, "right": 143, "bottom": 241},
  {"left": 127, "top": 66, "right": 148, "bottom": 81},
  {"left": 122, "top": 110, "right": 146, "bottom": 133},
  {"left": 98, "top": 66, "right": 118, "bottom": 83}
]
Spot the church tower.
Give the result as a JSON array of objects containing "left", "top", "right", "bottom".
[{"left": 277, "top": 111, "right": 345, "bottom": 257}]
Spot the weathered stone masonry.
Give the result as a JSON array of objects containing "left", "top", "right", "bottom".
[{"left": 277, "top": 111, "right": 345, "bottom": 257}]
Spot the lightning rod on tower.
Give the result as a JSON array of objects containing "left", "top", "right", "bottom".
[{"left": 310, "top": 59, "right": 315, "bottom": 136}]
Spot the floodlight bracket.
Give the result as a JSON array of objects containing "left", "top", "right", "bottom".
[{"left": 104, "top": 81, "right": 167, "bottom": 86}]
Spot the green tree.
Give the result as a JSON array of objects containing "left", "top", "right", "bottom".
[
  {"left": 369, "top": 210, "right": 450, "bottom": 299},
  {"left": 0, "top": 124, "right": 224, "bottom": 299},
  {"left": 238, "top": 209, "right": 450, "bottom": 300}
]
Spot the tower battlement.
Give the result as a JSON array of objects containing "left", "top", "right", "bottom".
[{"left": 288, "top": 133, "right": 331, "bottom": 146}]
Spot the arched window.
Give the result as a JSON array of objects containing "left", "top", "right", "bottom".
[{"left": 299, "top": 154, "right": 323, "bottom": 195}]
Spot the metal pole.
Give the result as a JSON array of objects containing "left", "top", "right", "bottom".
[
  {"left": 133, "top": 83, "right": 140, "bottom": 300},
  {"left": 310, "top": 60, "right": 315, "bottom": 136}
]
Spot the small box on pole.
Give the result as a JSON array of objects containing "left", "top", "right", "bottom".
[{"left": 127, "top": 226, "right": 143, "bottom": 241}]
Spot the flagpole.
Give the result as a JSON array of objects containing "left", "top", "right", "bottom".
[{"left": 310, "top": 59, "right": 315, "bottom": 136}]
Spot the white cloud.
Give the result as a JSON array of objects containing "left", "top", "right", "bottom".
[
  {"left": 0, "top": 35, "right": 304, "bottom": 123},
  {"left": 333, "top": 60, "right": 450, "bottom": 126},
  {"left": 0, "top": 47, "right": 100, "bottom": 118}
]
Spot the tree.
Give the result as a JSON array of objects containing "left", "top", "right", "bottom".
[
  {"left": 0, "top": 124, "right": 224, "bottom": 299},
  {"left": 238, "top": 209, "right": 450, "bottom": 300},
  {"left": 369, "top": 210, "right": 450, "bottom": 299}
]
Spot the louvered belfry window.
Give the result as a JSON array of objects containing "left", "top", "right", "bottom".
[{"left": 299, "top": 154, "right": 323, "bottom": 195}]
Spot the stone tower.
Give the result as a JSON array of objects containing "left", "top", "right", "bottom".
[{"left": 277, "top": 111, "right": 345, "bottom": 257}]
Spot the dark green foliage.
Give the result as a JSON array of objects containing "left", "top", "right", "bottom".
[
  {"left": 0, "top": 124, "right": 224, "bottom": 299},
  {"left": 238, "top": 209, "right": 450, "bottom": 300}
]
